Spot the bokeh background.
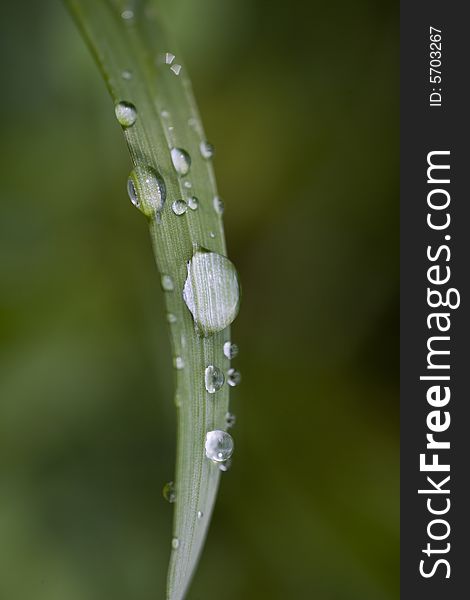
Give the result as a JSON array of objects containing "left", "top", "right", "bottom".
[{"left": 0, "top": 1, "right": 398, "bottom": 599}]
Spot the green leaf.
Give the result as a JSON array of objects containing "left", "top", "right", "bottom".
[{"left": 64, "top": 2, "right": 239, "bottom": 598}]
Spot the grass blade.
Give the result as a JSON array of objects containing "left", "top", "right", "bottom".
[{"left": 64, "top": 2, "right": 239, "bottom": 598}]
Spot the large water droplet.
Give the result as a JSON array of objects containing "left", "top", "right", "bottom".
[
  {"left": 161, "top": 274, "right": 174, "bottom": 292},
  {"left": 171, "top": 537, "right": 180, "bottom": 550},
  {"left": 171, "top": 148, "right": 191, "bottom": 176},
  {"left": 223, "top": 341, "right": 239, "bottom": 359},
  {"left": 127, "top": 166, "right": 166, "bottom": 218},
  {"left": 225, "top": 412, "right": 236, "bottom": 428},
  {"left": 183, "top": 250, "right": 240, "bottom": 336},
  {"left": 188, "top": 196, "right": 199, "bottom": 210},
  {"left": 205, "top": 430, "right": 234, "bottom": 462},
  {"left": 115, "top": 101, "right": 137, "bottom": 127},
  {"left": 204, "top": 365, "right": 224, "bottom": 394},
  {"left": 213, "top": 196, "right": 224, "bottom": 215},
  {"left": 227, "top": 368, "right": 241, "bottom": 387},
  {"left": 200, "top": 141, "right": 215, "bottom": 159},
  {"left": 172, "top": 200, "right": 187, "bottom": 216},
  {"left": 163, "top": 481, "right": 176, "bottom": 503}
]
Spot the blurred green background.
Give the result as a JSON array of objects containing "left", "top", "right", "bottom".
[{"left": 0, "top": 1, "right": 398, "bottom": 599}]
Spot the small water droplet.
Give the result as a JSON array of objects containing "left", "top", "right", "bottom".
[
  {"left": 167, "top": 313, "right": 177, "bottom": 324},
  {"left": 127, "top": 166, "right": 166, "bottom": 218},
  {"left": 174, "top": 356, "right": 185, "bottom": 370},
  {"left": 213, "top": 196, "right": 224, "bottom": 215},
  {"left": 209, "top": 231, "right": 216, "bottom": 239},
  {"left": 161, "top": 274, "right": 174, "bottom": 292},
  {"left": 171, "top": 537, "right": 180, "bottom": 550},
  {"left": 197, "top": 510, "right": 204, "bottom": 519},
  {"left": 121, "top": 69, "right": 133, "bottom": 80},
  {"left": 183, "top": 249, "right": 240, "bottom": 336},
  {"left": 121, "top": 9, "right": 134, "bottom": 20},
  {"left": 163, "top": 481, "right": 176, "bottom": 503},
  {"left": 225, "top": 412, "right": 236, "bottom": 428},
  {"left": 161, "top": 109, "right": 170, "bottom": 118},
  {"left": 205, "top": 365, "right": 224, "bottom": 394},
  {"left": 168, "top": 126, "right": 174, "bottom": 131},
  {"left": 171, "top": 148, "right": 191, "bottom": 176},
  {"left": 218, "top": 458, "right": 232, "bottom": 472},
  {"left": 188, "top": 196, "right": 199, "bottom": 210},
  {"left": 205, "top": 430, "right": 234, "bottom": 462},
  {"left": 183, "top": 181, "right": 192, "bottom": 189},
  {"left": 188, "top": 117, "right": 198, "bottom": 129},
  {"left": 223, "top": 341, "right": 239, "bottom": 359},
  {"left": 227, "top": 368, "right": 241, "bottom": 387},
  {"left": 170, "top": 64, "right": 182, "bottom": 75},
  {"left": 115, "top": 101, "right": 137, "bottom": 127},
  {"left": 200, "top": 141, "right": 215, "bottom": 159},
  {"left": 172, "top": 200, "right": 187, "bottom": 216},
  {"left": 165, "top": 52, "right": 175, "bottom": 65}
]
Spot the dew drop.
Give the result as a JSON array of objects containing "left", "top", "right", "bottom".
[
  {"left": 162, "top": 481, "right": 176, "bottom": 503},
  {"left": 183, "top": 181, "right": 192, "bottom": 189},
  {"left": 161, "top": 109, "right": 170, "bottom": 118},
  {"left": 197, "top": 510, "right": 204, "bottom": 519},
  {"left": 188, "top": 117, "right": 198, "bottom": 129},
  {"left": 161, "top": 274, "right": 174, "bottom": 292},
  {"left": 227, "top": 368, "right": 241, "bottom": 387},
  {"left": 172, "top": 200, "right": 187, "bottom": 216},
  {"left": 127, "top": 166, "right": 166, "bottom": 218},
  {"left": 218, "top": 458, "right": 232, "bottom": 472},
  {"left": 183, "top": 249, "right": 240, "bottom": 336},
  {"left": 174, "top": 356, "right": 185, "bottom": 370},
  {"left": 115, "top": 101, "right": 137, "bottom": 127},
  {"left": 171, "top": 537, "right": 180, "bottom": 550},
  {"left": 209, "top": 231, "right": 216, "bottom": 239},
  {"left": 165, "top": 52, "right": 175, "bottom": 65},
  {"left": 170, "top": 64, "right": 182, "bottom": 75},
  {"left": 121, "top": 69, "right": 133, "bottom": 80},
  {"left": 213, "top": 196, "right": 224, "bottom": 215},
  {"left": 225, "top": 412, "right": 236, "bottom": 429},
  {"left": 121, "top": 9, "right": 134, "bottom": 20},
  {"left": 167, "top": 313, "right": 177, "bottom": 324},
  {"left": 205, "top": 430, "right": 234, "bottom": 462},
  {"left": 200, "top": 141, "right": 215, "bottom": 159},
  {"left": 188, "top": 196, "right": 199, "bottom": 210},
  {"left": 223, "top": 341, "right": 239, "bottom": 359},
  {"left": 171, "top": 148, "right": 191, "bottom": 176},
  {"left": 205, "top": 365, "right": 224, "bottom": 394}
]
